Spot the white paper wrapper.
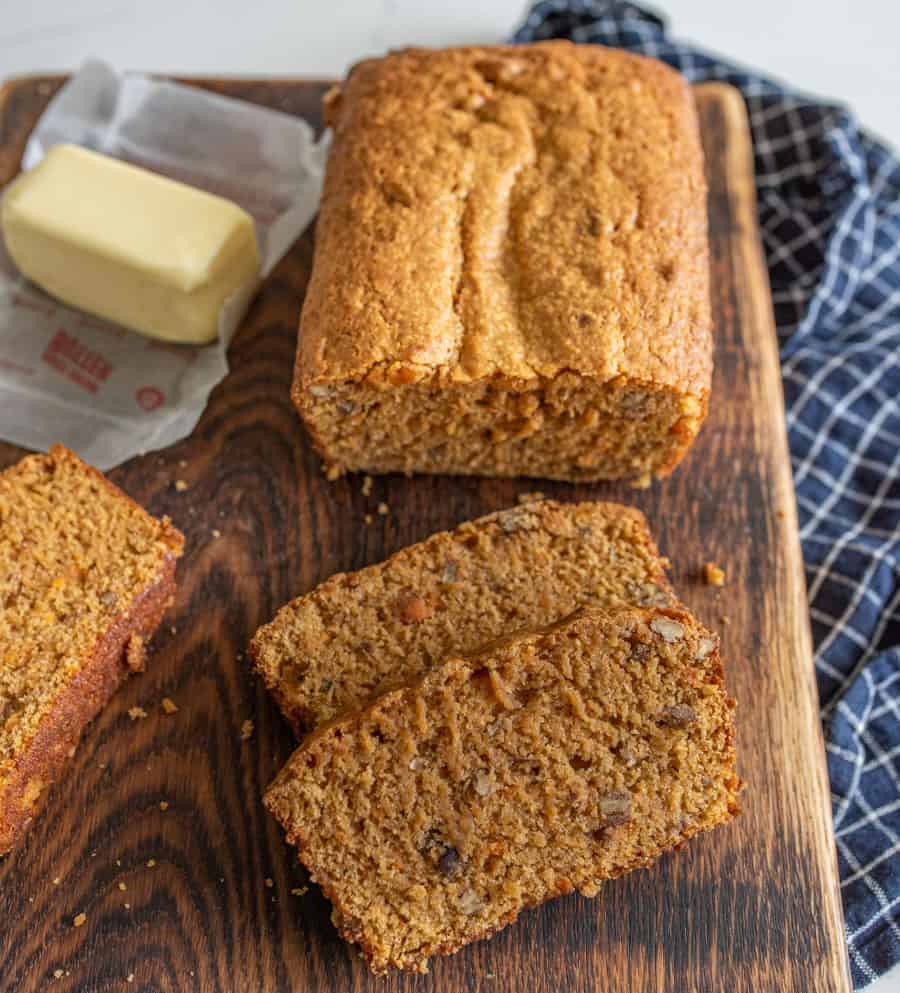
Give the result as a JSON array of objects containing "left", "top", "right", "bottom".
[{"left": 0, "top": 60, "right": 328, "bottom": 468}]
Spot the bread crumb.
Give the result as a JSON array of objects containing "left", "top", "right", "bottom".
[
  {"left": 211, "top": 529, "right": 221, "bottom": 539},
  {"left": 174, "top": 479, "right": 188, "bottom": 492},
  {"left": 265, "top": 877, "right": 274, "bottom": 888},
  {"left": 364, "top": 514, "right": 373, "bottom": 525},
  {"left": 377, "top": 502, "right": 389, "bottom": 516},
  {"left": 116, "top": 881, "right": 126, "bottom": 891},
  {"left": 125, "top": 634, "right": 145, "bottom": 672},
  {"left": 115, "top": 860, "right": 121, "bottom": 867},
  {"left": 159, "top": 801, "right": 169, "bottom": 811},
  {"left": 325, "top": 464, "right": 342, "bottom": 482},
  {"left": 124, "top": 903, "right": 130, "bottom": 909},
  {"left": 291, "top": 886, "right": 308, "bottom": 896},
  {"left": 361, "top": 475, "right": 373, "bottom": 496},
  {"left": 629, "top": 472, "right": 652, "bottom": 490},
  {"left": 73, "top": 912, "right": 86, "bottom": 927},
  {"left": 54, "top": 969, "right": 64, "bottom": 979},
  {"left": 517, "top": 491, "right": 545, "bottom": 504},
  {"left": 127, "top": 706, "right": 147, "bottom": 720},
  {"left": 146, "top": 859, "right": 156, "bottom": 868},
  {"left": 178, "top": 459, "right": 187, "bottom": 468},
  {"left": 161, "top": 697, "right": 178, "bottom": 715},
  {"left": 240, "top": 719, "right": 254, "bottom": 741},
  {"left": 704, "top": 561, "right": 726, "bottom": 587},
  {"left": 53, "top": 876, "right": 61, "bottom": 885},
  {"left": 126, "top": 973, "right": 134, "bottom": 983}
]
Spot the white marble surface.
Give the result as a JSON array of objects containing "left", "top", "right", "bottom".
[{"left": 3, "top": 1, "right": 898, "bottom": 989}]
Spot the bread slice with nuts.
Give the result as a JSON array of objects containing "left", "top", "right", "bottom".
[
  {"left": 265, "top": 603, "right": 740, "bottom": 973},
  {"left": 0, "top": 445, "right": 183, "bottom": 852},
  {"left": 250, "top": 499, "right": 674, "bottom": 733}
]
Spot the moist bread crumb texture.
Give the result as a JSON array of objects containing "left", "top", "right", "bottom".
[
  {"left": 0, "top": 445, "right": 183, "bottom": 852},
  {"left": 265, "top": 604, "right": 740, "bottom": 973},
  {"left": 295, "top": 42, "right": 712, "bottom": 482},
  {"left": 250, "top": 500, "right": 674, "bottom": 732}
]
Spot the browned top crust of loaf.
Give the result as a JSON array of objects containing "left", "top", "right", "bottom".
[
  {"left": 265, "top": 603, "right": 740, "bottom": 973},
  {"left": 250, "top": 499, "right": 674, "bottom": 732},
  {"left": 295, "top": 41, "right": 711, "bottom": 397},
  {"left": 0, "top": 445, "right": 183, "bottom": 852}
]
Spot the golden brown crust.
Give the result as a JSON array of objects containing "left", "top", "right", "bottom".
[
  {"left": 298, "top": 41, "right": 710, "bottom": 391},
  {"left": 0, "top": 553, "right": 178, "bottom": 854}
]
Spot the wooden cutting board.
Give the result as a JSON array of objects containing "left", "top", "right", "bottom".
[{"left": 0, "top": 76, "right": 851, "bottom": 993}]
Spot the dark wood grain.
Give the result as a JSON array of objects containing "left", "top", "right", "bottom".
[{"left": 0, "top": 76, "right": 850, "bottom": 993}]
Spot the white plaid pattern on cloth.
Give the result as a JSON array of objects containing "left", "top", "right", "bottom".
[{"left": 512, "top": 2, "right": 900, "bottom": 987}]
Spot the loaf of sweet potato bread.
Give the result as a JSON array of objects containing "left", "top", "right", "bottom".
[
  {"left": 0, "top": 445, "right": 183, "bottom": 852},
  {"left": 250, "top": 500, "right": 674, "bottom": 732},
  {"left": 265, "top": 603, "right": 740, "bottom": 973},
  {"left": 295, "top": 42, "right": 712, "bottom": 482}
]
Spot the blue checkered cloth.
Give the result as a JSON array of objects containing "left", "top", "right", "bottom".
[{"left": 512, "top": 2, "right": 900, "bottom": 987}]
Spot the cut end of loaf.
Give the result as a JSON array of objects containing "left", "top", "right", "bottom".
[
  {"left": 296, "top": 373, "right": 706, "bottom": 482},
  {"left": 264, "top": 603, "right": 740, "bottom": 973}
]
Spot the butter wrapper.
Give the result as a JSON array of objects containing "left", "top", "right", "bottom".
[{"left": 0, "top": 60, "right": 328, "bottom": 468}]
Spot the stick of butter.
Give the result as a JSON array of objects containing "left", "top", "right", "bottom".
[{"left": 1, "top": 144, "right": 260, "bottom": 345}]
